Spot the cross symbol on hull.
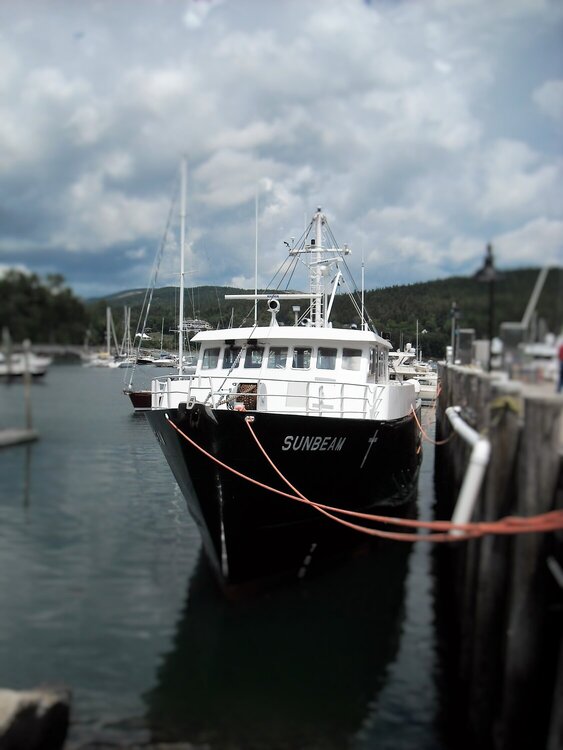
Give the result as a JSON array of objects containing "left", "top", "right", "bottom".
[{"left": 360, "top": 429, "right": 379, "bottom": 469}]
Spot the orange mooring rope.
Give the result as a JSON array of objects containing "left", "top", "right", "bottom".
[
  {"left": 411, "top": 400, "right": 454, "bottom": 447},
  {"left": 164, "top": 414, "right": 563, "bottom": 543}
]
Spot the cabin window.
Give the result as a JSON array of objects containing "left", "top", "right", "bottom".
[
  {"left": 292, "top": 347, "right": 311, "bottom": 369},
  {"left": 202, "top": 347, "right": 220, "bottom": 369},
  {"left": 369, "top": 347, "right": 377, "bottom": 375},
  {"left": 317, "top": 347, "right": 337, "bottom": 370},
  {"left": 244, "top": 347, "right": 264, "bottom": 369},
  {"left": 223, "top": 346, "right": 242, "bottom": 369},
  {"left": 342, "top": 348, "right": 362, "bottom": 371},
  {"left": 267, "top": 346, "right": 288, "bottom": 369}
]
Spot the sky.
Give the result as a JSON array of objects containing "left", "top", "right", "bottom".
[{"left": 0, "top": 0, "right": 562, "bottom": 299}]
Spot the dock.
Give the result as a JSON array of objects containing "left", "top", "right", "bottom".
[
  {"left": 0, "top": 428, "right": 39, "bottom": 448},
  {"left": 1, "top": 338, "right": 40, "bottom": 449},
  {"left": 434, "top": 363, "right": 562, "bottom": 750}
]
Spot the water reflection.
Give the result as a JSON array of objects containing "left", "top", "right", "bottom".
[
  {"left": 22, "top": 443, "right": 32, "bottom": 509},
  {"left": 145, "top": 537, "right": 412, "bottom": 749}
]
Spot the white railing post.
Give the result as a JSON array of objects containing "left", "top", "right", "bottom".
[{"left": 446, "top": 406, "right": 492, "bottom": 536}]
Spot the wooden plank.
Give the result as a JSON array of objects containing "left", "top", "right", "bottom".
[
  {"left": 0, "top": 429, "right": 39, "bottom": 448},
  {"left": 498, "top": 393, "right": 563, "bottom": 750},
  {"left": 466, "top": 379, "right": 523, "bottom": 741}
]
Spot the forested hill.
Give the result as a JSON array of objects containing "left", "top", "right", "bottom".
[
  {"left": 1, "top": 267, "right": 561, "bottom": 358},
  {"left": 88, "top": 266, "right": 562, "bottom": 358}
]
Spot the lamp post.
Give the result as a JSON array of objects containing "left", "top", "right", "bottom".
[
  {"left": 450, "top": 302, "right": 460, "bottom": 363},
  {"left": 473, "top": 243, "right": 502, "bottom": 372}
]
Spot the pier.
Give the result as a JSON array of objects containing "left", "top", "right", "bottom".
[{"left": 434, "top": 363, "right": 562, "bottom": 750}]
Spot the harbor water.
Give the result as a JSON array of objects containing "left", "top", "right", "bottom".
[{"left": 1, "top": 364, "right": 454, "bottom": 749}]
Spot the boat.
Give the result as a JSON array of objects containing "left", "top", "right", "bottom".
[
  {"left": 0, "top": 351, "right": 52, "bottom": 378},
  {"left": 126, "top": 388, "right": 152, "bottom": 410},
  {"left": 185, "top": 318, "right": 212, "bottom": 332},
  {"left": 145, "top": 200, "right": 422, "bottom": 591},
  {"left": 389, "top": 343, "right": 438, "bottom": 404},
  {"left": 83, "top": 307, "right": 124, "bottom": 367}
]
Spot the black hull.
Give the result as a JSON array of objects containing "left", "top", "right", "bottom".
[{"left": 146, "top": 402, "right": 421, "bottom": 589}]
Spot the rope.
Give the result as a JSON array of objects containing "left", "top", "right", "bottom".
[
  {"left": 164, "top": 414, "right": 563, "bottom": 543},
  {"left": 411, "top": 405, "right": 454, "bottom": 446}
]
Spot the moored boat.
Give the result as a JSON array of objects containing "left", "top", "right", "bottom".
[
  {"left": 145, "top": 206, "right": 422, "bottom": 591},
  {"left": 124, "top": 387, "right": 152, "bottom": 410},
  {"left": 0, "top": 351, "right": 52, "bottom": 378},
  {"left": 389, "top": 344, "right": 438, "bottom": 404}
]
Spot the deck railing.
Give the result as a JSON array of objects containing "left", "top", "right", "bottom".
[{"left": 152, "top": 374, "right": 388, "bottom": 419}]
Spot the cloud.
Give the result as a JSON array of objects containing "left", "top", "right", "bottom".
[
  {"left": 495, "top": 217, "right": 563, "bottom": 265},
  {"left": 0, "top": 0, "right": 561, "bottom": 298},
  {"left": 533, "top": 79, "right": 563, "bottom": 124},
  {"left": 183, "top": 0, "right": 224, "bottom": 30},
  {"left": 476, "top": 139, "right": 562, "bottom": 218}
]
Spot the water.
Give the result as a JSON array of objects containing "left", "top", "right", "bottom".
[{"left": 0, "top": 364, "right": 449, "bottom": 749}]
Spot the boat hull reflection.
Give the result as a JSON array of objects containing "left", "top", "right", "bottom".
[{"left": 145, "top": 536, "right": 412, "bottom": 748}]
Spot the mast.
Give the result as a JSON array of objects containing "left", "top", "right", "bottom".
[
  {"left": 179, "top": 157, "right": 187, "bottom": 375},
  {"left": 106, "top": 306, "right": 111, "bottom": 356},
  {"left": 361, "top": 249, "right": 366, "bottom": 331},
  {"left": 312, "top": 207, "right": 323, "bottom": 327}
]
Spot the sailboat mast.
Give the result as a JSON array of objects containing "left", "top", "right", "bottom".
[
  {"left": 106, "top": 306, "right": 111, "bottom": 356},
  {"left": 179, "top": 157, "right": 187, "bottom": 375}
]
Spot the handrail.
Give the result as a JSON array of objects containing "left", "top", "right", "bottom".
[
  {"left": 445, "top": 406, "right": 491, "bottom": 536},
  {"left": 150, "top": 373, "right": 405, "bottom": 418}
]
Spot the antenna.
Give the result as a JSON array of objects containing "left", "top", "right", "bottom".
[
  {"left": 254, "top": 186, "right": 259, "bottom": 326},
  {"left": 179, "top": 156, "right": 187, "bottom": 375},
  {"left": 361, "top": 249, "right": 365, "bottom": 330}
]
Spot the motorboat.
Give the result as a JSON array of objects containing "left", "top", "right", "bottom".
[
  {"left": 389, "top": 344, "right": 438, "bottom": 404},
  {"left": 145, "top": 204, "right": 422, "bottom": 591},
  {"left": 0, "top": 351, "right": 52, "bottom": 378}
]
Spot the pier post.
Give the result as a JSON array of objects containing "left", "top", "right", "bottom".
[
  {"left": 496, "top": 393, "right": 563, "bottom": 750},
  {"left": 435, "top": 364, "right": 563, "bottom": 749},
  {"left": 23, "top": 339, "right": 33, "bottom": 430},
  {"left": 466, "top": 379, "right": 522, "bottom": 742}
]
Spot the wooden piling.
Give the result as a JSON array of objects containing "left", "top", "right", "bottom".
[
  {"left": 435, "top": 364, "right": 563, "bottom": 750},
  {"left": 0, "top": 337, "right": 39, "bottom": 449}
]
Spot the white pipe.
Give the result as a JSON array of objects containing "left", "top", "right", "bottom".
[
  {"left": 445, "top": 406, "right": 491, "bottom": 536},
  {"left": 326, "top": 269, "right": 342, "bottom": 323}
]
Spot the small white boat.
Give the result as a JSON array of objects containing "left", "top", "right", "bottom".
[
  {"left": 0, "top": 352, "right": 52, "bottom": 377},
  {"left": 153, "top": 353, "right": 177, "bottom": 368},
  {"left": 389, "top": 344, "right": 438, "bottom": 404}
]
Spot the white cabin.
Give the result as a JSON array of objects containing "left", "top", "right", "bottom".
[{"left": 152, "top": 325, "right": 418, "bottom": 420}]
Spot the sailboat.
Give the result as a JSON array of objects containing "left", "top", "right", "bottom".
[
  {"left": 124, "top": 159, "right": 194, "bottom": 410},
  {"left": 83, "top": 307, "right": 122, "bottom": 367},
  {"left": 145, "top": 203, "right": 422, "bottom": 592}
]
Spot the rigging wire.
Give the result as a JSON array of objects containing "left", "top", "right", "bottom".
[{"left": 126, "top": 177, "right": 179, "bottom": 388}]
